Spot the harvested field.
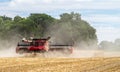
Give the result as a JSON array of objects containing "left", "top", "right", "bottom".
[{"left": 0, "top": 57, "right": 120, "bottom": 72}]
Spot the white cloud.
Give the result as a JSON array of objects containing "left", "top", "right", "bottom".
[
  {"left": 82, "top": 14, "right": 120, "bottom": 24},
  {"left": 4, "top": 0, "right": 120, "bottom": 12},
  {"left": 42, "top": 0, "right": 54, "bottom": 3},
  {"left": 0, "top": 0, "right": 120, "bottom": 16},
  {"left": 75, "top": 0, "right": 93, "bottom": 1}
]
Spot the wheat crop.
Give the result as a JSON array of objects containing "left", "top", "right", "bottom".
[{"left": 0, "top": 57, "right": 120, "bottom": 72}]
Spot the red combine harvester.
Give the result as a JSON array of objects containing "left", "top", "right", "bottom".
[{"left": 16, "top": 37, "right": 73, "bottom": 54}]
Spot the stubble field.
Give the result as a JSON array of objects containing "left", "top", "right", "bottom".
[{"left": 0, "top": 57, "right": 120, "bottom": 72}]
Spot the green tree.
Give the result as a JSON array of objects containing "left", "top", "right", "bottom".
[
  {"left": 28, "top": 13, "right": 55, "bottom": 37},
  {"left": 14, "top": 15, "right": 24, "bottom": 22},
  {"left": 0, "top": 15, "right": 12, "bottom": 21},
  {"left": 0, "top": 17, "right": 4, "bottom": 30}
]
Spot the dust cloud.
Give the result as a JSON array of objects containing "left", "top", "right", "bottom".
[
  {"left": 0, "top": 45, "right": 120, "bottom": 58},
  {"left": 0, "top": 47, "right": 20, "bottom": 57},
  {"left": 0, "top": 25, "right": 119, "bottom": 58},
  {"left": 0, "top": 34, "right": 119, "bottom": 58},
  {"left": 0, "top": 39, "right": 23, "bottom": 57}
]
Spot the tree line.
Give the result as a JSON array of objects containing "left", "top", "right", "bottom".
[
  {"left": 99, "top": 39, "right": 120, "bottom": 51},
  {"left": 0, "top": 12, "right": 97, "bottom": 46}
]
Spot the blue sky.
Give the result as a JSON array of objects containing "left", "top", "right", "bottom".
[
  {"left": 0, "top": 0, "right": 11, "bottom": 2},
  {"left": 0, "top": 0, "right": 120, "bottom": 42}
]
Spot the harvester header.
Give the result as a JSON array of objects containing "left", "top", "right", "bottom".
[{"left": 16, "top": 37, "right": 73, "bottom": 54}]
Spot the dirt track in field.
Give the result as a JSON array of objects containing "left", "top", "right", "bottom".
[{"left": 0, "top": 57, "right": 120, "bottom": 72}]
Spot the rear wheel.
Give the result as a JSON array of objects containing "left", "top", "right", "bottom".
[{"left": 18, "top": 48, "right": 28, "bottom": 54}]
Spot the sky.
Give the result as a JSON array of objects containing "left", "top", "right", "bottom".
[{"left": 0, "top": 0, "right": 120, "bottom": 43}]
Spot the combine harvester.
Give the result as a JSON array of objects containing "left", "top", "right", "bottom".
[{"left": 16, "top": 37, "right": 73, "bottom": 55}]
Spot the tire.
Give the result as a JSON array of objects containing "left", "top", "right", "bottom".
[{"left": 18, "top": 48, "right": 28, "bottom": 54}]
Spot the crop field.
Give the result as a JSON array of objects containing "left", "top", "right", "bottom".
[{"left": 0, "top": 57, "right": 120, "bottom": 72}]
